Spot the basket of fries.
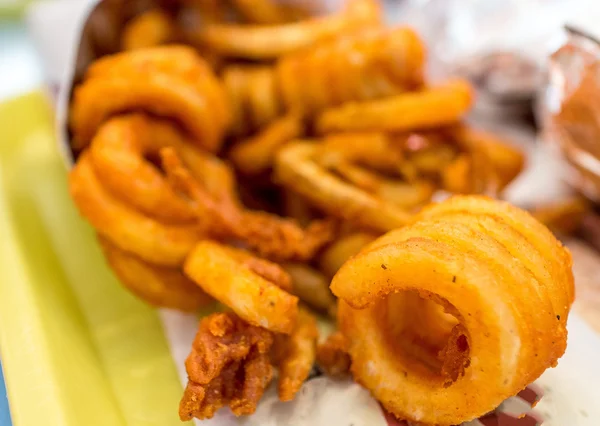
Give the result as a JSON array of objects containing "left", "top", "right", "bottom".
[{"left": 44, "top": 0, "right": 583, "bottom": 425}]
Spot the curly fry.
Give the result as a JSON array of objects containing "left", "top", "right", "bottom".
[
  {"left": 70, "top": 46, "right": 229, "bottom": 152},
  {"left": 180, "top": 312, "right": 274, "bottom": 420},
  {"left": 316, "top": 331, "right": 351, "bottom": 377},
  {"left": 89, "top": 114, "right": 236, "bottom": 223},
  {"left": 318, "top": 232, "right": 377, "bottom": 278},
  {"left": 332, "top": 196, "right": 573, "bottom": 425},
  {"left": 161, "top": 147, "right": 335, "bottom": 261},
  {"left": 283, "top": 263, "right": 337, "bottom": 313},
  {"left": 98, "top": 236, "right": 213, "bottom": 311},
  {"left": 316, "top": 79, "right": 474, "bottom": 134},
  {"left": 278, "top": 26, "right": 425, "bottom": 115},
  {"left": 229, "top": 112, "right": 304, "bottom": 175},
  {"left": 69, "top": 152, "right": 202, "bottom": 266},
  {"left": 191, "top": 0, "right": 381, "bottom": 59},
  {"left": 275, "top": 142, "right": 413, "bottom": 232},
  {"left": 274, "top": 308, "right": 319, "bottom": 401},
  {"left": 231, "top": 0, "right": 298, "bottom": 24},
  {"left": 121, "top": 9, "right": 177, "bottom": 51},
  {"left": 450, "top": 125, "right": 525, "bottom": 192},
  {"left": 184, "top": 240, "right": 299, "bottom": 334}
]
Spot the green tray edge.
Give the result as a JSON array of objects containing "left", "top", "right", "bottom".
[{"left": 0, "top": 92, "right": 187, "bottom": 426}]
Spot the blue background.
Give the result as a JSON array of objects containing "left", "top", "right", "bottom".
[{"left": 0, "top": 363, "right": 10, "bottom": 426}]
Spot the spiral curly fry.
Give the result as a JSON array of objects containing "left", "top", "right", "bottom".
[
  {"left": 229, "top": 112, "right": 304, "bottom": 175},
  {"left": 192, "top": 0, "right": 381, "bottom": 59},
  {"left": 161, "top": 147, "right": 335, "bottom": 261},
  {"left": 223, "top": 26, "right": 425, "bottom": 133},
  {"left": 331, "top": 195, "right": 573, "bottom": 425},
  {"left": 89, "top": 114, "right": 237, "bottom": 223},
  {"left": 69, "top": 152, "right": 202, "bottom": 266},
  {"left": 273, "top": 308, "right": 319, "bottom": 401},
  {"left": 121, "top": 9, "right": 177, "bottom": 50},
  {"left": 70, "top": 46, "right": 229, "bottom": 152},
  {"left": 184, "top": 240, "right": 299, "bottom": 334},
  {"left": 98, "top": 237, "right": 213, "bottom": 311},
  {"left": 316, "top": 79, "right": 474, "bottom": 134},
  {"left": 275, "top": 142, "right": 413, "bottom": 232}
]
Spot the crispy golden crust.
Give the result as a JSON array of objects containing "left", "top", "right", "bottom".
[
  {"left": 316, "top": 79, "right": 473, "bottom": 134},
  {"left": 316, "top": 331, "right": 351, "bottom": 377},
  {"left": 332, "top": 195, "right": 573, "bottom": 425},
  {"left": 275, "top": 142, "right": 413, "bottom": 232},
  {"left": 89, "top": 114, "right": 236, "bottom": 223},
  {"left": 98, "top": 236, "right": 213, "bottom": 311},
  {"left": 69, "top": 152, "right": 202, "bottom": 266},
  {"left": 70, "top": 46, "right": 229, "bottom": 152},
  {"left": 161, "top": 147, "right": 335, "bottom": 261},
  {"left": 184, "top": 240, "right": 299, "bottom": 334},
  {"left": 179, "top": 312, "right": 274, "bottom": 420},
  {"left": 191, "top": 0, "right": 381, "bottom": 59},
  {"left": 274, "top": 308, "right": 319, "bottom": 401},
  {"left": 121, "top": 9, "right": 177, "bottom": 51}
]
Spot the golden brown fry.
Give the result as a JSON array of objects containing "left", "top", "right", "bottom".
[
  {"left": 332, "top": 196, "right": 573, "bottom": 425},
  {"left": 282, "top": 190, "right": 315, "bottom": 227},
  {"left": 278, "top": 26, "right": 425, "bottom": 114},
  {"left": 275, "top": 142, "right": 413, "bottom": 232},
  {"left": 180, "top": 312, "right": 274, "bottom": 420},
  {"left": 450, "top": 125, "right": 525, "bottom": 191},
  {"left": 318, "top": 232, "right": 377, "bottom": 278},
  {"left": 316, "top": 79, "right": 474, "bottom": 134},
  {"left": 216, "top": 244, "right": 293, "bottom": 292},
  {"left": 273, "top": 308, "right": 319, "bottom": 401},
  {"left": 121, "top": 10, "right": 177, "bottom": 51},
  {"left": 441, "top": 154, "right": 474, "bottom": 194},
  {"left": 98, "top": 236, "right": 213, "bottom": 311},
  {"left": 231, "top": 0, "right": 295, "bottom": 24},
  {"left": 316, "top": 331, "right": 351, "bottom": 377},
  {"left": 192, "top": 0, "right": 381, "bottom": 59},
  {"left": 283, "top": 263, "right": 337, "bottom": 312},
  {"left": 70, "top": 46, "right": 229, "bottom": 152},
  {"left": 184, "top": 240, "right": 299, "bottom": 334},
  {"left": 89, "top": 114, "right": 235, "bottom": 223},
  {"left": 318, "top": 132, "right": 404, "bottom": 174},
  {"left": 530, "top": 196, "right": 590, "bottom": 235},
  {"left": 229, "top": 112, "right": 303, "bottom": 175},
  {"left": 162, "top": 147, "right": 335, "bottom": 261},
  {"left": 325, "top": 161, "right": 435, "bottom": 209},
  {"left": 69, "top": 152, "right": 202, "bottom": 266}
]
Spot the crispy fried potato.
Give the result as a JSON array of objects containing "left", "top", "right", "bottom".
[
  {"left": 316, "top": 79, "right": 474, "bottom": 134},
  {"left": 184, "top": 240, "right": 299, "bottom": 334},
  {"left": 316, "top": 331, "right": 351, "bottom": 377},
  {"left": 283, "top": 263, "right": 337, "bottom": 312},
  {"left": 318, "top": 232, "right": 377, "bottom": 278},
  {"left": 273, "top": 308, "right": 319, "bottom": 401},
  {"left": 98, "top": 236, "right": 213, "bottom": 311},
  {"left": 230, "top": 112, "right": 303, "bottom": 175},
  {"left": 192, "top": 0, "right": 380, "bottom": 59},
  {"left": 70, "top": 46, "right": 229, "bottom": 152},
  {"left": 122, "top": 9, "right": 177, "bottom": 50},
  {"left": 275, "top": 142, "right": 413, "bottom": 232},
  {"left": 69, "top": 152, "right": 202, "bottom": 266},
  {"left": 332, "top": 196, "right": 573, "bottom": 425}
]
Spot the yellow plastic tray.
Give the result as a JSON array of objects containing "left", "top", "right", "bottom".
[{"left": 0, "top": 92, "right": 186, "bottom": 426}]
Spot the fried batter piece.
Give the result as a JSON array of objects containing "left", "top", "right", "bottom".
[
  {"left": 272, "top": 308, "right": 319, "bottom": 401},
  {"left": 180, "top": 312, "right": 275, "bottom": 420},
  {"left": 161, "top": 147, "right": 335, "bottom": 261},
  {"left": 316, "top": 331, "right": 351, "bottom": 377}
]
